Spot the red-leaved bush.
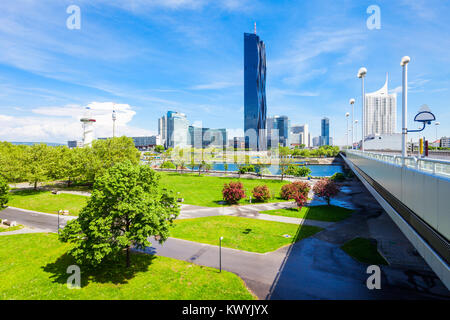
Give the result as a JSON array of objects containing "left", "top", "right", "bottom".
[
  {"left": 252, "top": 185, "right": 271, "bottom": 202},
  {"left": 222, "top": 181, "right": 246, "bottom": 204},
  {"left": 280, "top": 181, "right": 310, "bottom": 200},
  {"left": 292, "top": 192, "right": 307, "bottom": 211},
  {"left": 312, "top": 178, "right": 340, "bottom": 205}
]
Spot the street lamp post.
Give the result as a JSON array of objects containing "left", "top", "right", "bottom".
[
  {"left": 357, "top": 67, "right": 367, "bottom": 152},
  {"left": 112, "top": 107, "right": 117, "bottom": 138},
  {"left": 349, "top": 99, "right": 355, "bottom": 149},
  {"left": 219, "top": 236, "right": 223, "bottom": 272},
  {"left": 354, "top": 119, "right": 358, "bottom": 149},
  {"left": 435, "top": 122, "right": 440, "bottom": 148},
  {"left": 401, "top": 56, "right": 411, "bottom": 162},
  {"left": 345, "top": 112, "right": 350, "bottom": 149}
]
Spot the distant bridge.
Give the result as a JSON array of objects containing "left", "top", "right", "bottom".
[{"left": 343, "top": 150, "right": 450, "bottom": 290}]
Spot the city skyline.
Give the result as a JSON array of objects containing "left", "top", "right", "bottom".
[{"left": 0, "top": 1, "right": 449, "bottom": 145}]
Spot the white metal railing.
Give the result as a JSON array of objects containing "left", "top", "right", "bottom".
[{"left": 346, "top": 150, "right": 450, "bottom": 178}]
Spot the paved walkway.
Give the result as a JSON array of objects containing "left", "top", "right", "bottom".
[
  {"left": 0, "top": 226, "right": 46, "bottom": 236},
  {"left": 178, "top": 202, "right": 332, "bottom": 228}
]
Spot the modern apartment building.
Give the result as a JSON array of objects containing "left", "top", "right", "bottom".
[
  {"left": 364, "top": 74, "right": 397, "bottom": 138},
  {"left": 244, "top": 31, "right": 267, "bottom": 150}
]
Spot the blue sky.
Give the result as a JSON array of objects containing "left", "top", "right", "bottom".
[{"left": 0, "top": 0, "right": 449, "bottom": 145}]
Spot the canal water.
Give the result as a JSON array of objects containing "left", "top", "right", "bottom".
[{"left": 192, "top": 163, "right": 343, "bottom": 177}]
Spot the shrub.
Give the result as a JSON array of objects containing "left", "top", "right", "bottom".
[
  {"left": 280, "top": 181, "right": 310, "bottom": 200},
  {"left": 292, "top": 192, "right": 307, "bottom": 211},
  {"left": 330, "top": 172, "right": 346, "bottom": 182},
  {"left": 252, "top": 185, "right": 271, "bottom": 202},
  {"left": 280, "top": 183, "right": 298, "bottom": 200},
  {"left": 238, "top": 165, "right": 255, "bottom": 174},
  {"left": 222, "top": 181, "right": 246, "bottom": 204},
  {"left": 160, "top": 161, "right": 176, "bottom": 169},
  {"left": 291, "top": 181, "right": 311, "bottom": 198},
  {"left": 313, "top": 178, "right": 340, "bottom": 205},
  {"left": 285, "top": 164, "right": 312, "bottom": 177}
]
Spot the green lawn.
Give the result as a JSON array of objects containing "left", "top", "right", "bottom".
[
  {"left": 159, "top": 172, "right": 290, "bottom": 207},
  {"left": 0, "top": 224, "right": 24, "bottom": 233},
  {"left": 8, "top": 190, "right": 88, "bottom": 216},
  {"left": 171, "top": 216, "right": 322, "bottom": 253},
  {"left": 341, "top": 237, "right": 388, "bottom": 265},
  {"left": 0, "top": 233, "right": 255, "bottom": 300},
  {"left": 260, "top": 205, "right": 352, "bottom": 222}
]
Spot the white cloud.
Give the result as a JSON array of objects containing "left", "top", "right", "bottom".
[
  {"left": 190, "top": 81, "right": 239, "bottom": 90},
  {"left": 0, "top": 102, "right": 154, "bottom": 143}
]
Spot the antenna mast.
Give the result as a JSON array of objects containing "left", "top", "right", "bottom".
[{"left": 254, "top": 22, "right": 257, "bottom": 34}]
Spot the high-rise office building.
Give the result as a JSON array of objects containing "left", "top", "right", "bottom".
[
  {"left": 267, "top": 115, "right": 289, "bottom": 148},
  {"left": 320, "top": 117, "right": 330, "bottom": 146},
  {"left": 166, "top": 111, "right": 189, "bottom": 149},
  {"left": 290, "top": 124, "right": 309, "bottom": 147},
  {"left": 244, "top": 31, "right": 267, "bottom": 150},
  {"left": 158, "top": 115, "right": 167, "bottom": 147},
  {"left": 364, "top": 74, "right": 397, "bottom": 138},
  {"left": 188, "top": 126, "right": 227, "bottom": 149}
]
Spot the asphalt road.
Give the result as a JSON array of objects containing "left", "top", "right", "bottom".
[{"left": 0, "top": 207, "right": 74, "bottom": 232}]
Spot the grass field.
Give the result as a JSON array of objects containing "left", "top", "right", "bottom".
[
  {"left": 8, "top": 190, "right": 88, "bottom": 216},
  {"left": 159, "top": 172, "right": 290, "bottom": 207},
  {"left": 0, "top": 224, "right": 24, "bottom": 233},
  {"left": 7, "top": 173, "right": 290, "bottom": 214},
  {"left": 0, "top": 233, "right": 255, "bottom": 300},
  {"left": 260, "top": 205, "right": 352, "bottom": 222},
  {"left": 171, "top": 216, "right": 322, "bottom": 253},
  {"left": 341, "top": 237, "right": 388, "bottom": 265}
]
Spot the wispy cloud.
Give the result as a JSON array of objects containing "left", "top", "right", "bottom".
[{"left": 190, "top": 81, "right": 240, "bottom": 90}]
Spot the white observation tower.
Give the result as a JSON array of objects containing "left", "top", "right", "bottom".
[{"left": 80, "top": 107, "right": 96, "bottom": 147}]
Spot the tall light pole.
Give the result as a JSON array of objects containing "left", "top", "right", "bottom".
[
  {"left": 349, "top": 99, "right": 355, "bottom": 149},
  {"left": 435, "top": 121, "right": 440, "bottom": 148},
  {"left": 357, "top": 67, "right": 367, "bottom": 152},
  {"left": 354, "top": 119, "right": 359, "bottom": 148},
  {"left": 401, "top": 56, "right": 411, "bottom": 161},
  {"left": 345, "top": 112, "right": 350, "bottom": 149},
  {"left": 112, "top": 108, "right": 117, "bottom": 138}
]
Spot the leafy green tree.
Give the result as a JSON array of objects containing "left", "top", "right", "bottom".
[
  {"left": 0, "top": 142, "right": 26, "bottom": 183},
  {"left": 25, "top": 143, "right": 51, "bottom": 189},
  {"left": 60, "top": 162, "right": 179, "bottom": 267},
  {"left": 0, "top": 176, "right": 9, "bottom": 209},
  {"left": 278, "top": 146, "right": 292, "bottom": 181},
  {"left": 86, "top": 137, "right": 141, "bottom": 183},
  {"left": 154, "top": 145, "right": 165, "bottom": 153}
]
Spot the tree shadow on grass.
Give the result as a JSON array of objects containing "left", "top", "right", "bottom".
[
  {"left": 10, "top": 189, "right": 48, "bottom": 196},
  {"left": 42, "top": 251, "right": 156, "bottom": 288}
]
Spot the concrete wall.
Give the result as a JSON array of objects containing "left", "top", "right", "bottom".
[
  {"left": 346, "top": 151, "right": 449, "bottom": 241},
  {"left": 345, "top": 151, "right": 449, "bottom": 289}
]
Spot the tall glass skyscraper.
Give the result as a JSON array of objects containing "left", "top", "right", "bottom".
[
  {"left": 166, "top": 111, "right": 189, "bottom": 148},
  {"left": 244, "top": 32, "right": 267, "bottom": 150},
  {"left": 321, "top": 117, "right": 330, "bottom": 146}
]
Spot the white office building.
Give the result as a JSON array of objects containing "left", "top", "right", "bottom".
[
  {"left": 158, "top": 116, "right": 167, "bottom": 147},
  {"left": 364, "top": 74, "right": 397, "bottom": 139},
  {"left": 290, "top": 124, "right": 309, "bottom": 148}
]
